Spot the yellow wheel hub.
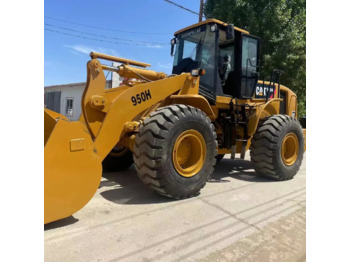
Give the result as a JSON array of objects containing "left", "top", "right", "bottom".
[
  {"left": 173, "top": 129, "right": 207, "bottom": 177},
  {"left": 281, "top": 133, "right": 299, "bottom": 166}
]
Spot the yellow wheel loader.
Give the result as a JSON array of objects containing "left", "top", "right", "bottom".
[{"left": 44, "top": 19, "right": 305, "bottom": 224}]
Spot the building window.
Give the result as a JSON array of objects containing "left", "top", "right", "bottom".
[
  {"left": 44, "top": 91, "right": 61, "bottom": 113},
  {"left": 66, "top": 97, "right": 73, "bottom": 116}
]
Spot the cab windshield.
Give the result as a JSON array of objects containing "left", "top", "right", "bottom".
[{"left": 172, "top": 25, "right": 216, "bottom": 90}]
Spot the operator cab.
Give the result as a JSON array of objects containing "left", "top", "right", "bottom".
[{"left": 171, "top": 19, "right": 260, "bottom": 104}]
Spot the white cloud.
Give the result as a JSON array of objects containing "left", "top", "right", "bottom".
[
  {"left": 145, "top": 44, "right": 163, "bottom": 49},
  {"left": 157, "top": 62, "right": 172, "bottom": 69},
  {"left": 65, "top": 44, "right": 91, "bottom": 54},
  {"left": 65, "top": 44, "right": 120, "bottom": 57}
]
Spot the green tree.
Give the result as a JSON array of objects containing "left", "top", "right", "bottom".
[{"left": 204, "top": 0, "right": 306, "bottom": 116}]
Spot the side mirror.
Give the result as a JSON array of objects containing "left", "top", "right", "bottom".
[
  {"left": 170, "top": 38, "right": 177, "bottom": 56},
  {"left": 226, "top": 24, "right": 234, "bottom": 40}
]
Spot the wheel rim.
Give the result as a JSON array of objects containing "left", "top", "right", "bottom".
[
  {"left": 281, "top": 133, "right": 299, "bottom": 166},
  {"left": 172, "top": 129, "right": 206, "bottom": 178}
]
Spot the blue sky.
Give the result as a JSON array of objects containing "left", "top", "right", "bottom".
[{"left": 44, "top": 0, "right": 203, "bottom": 86}]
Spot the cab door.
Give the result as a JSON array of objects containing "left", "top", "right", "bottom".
[{"left": 239, "top": 34, "right": 260, "bottom": 98}]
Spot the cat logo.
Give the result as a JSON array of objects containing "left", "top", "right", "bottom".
[{"left": 255, "top": 85, "right": 275, "bottom": 98}]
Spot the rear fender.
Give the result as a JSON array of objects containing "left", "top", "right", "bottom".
[{"left": 248, "top": 98, "right": 281, "bottom": 137}]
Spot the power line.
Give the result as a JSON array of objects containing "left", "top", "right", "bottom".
[
  {"left": 45, "top": 16, "right": 169, "bottom": 35},
  {"left": 163, "top": 0, "right": 199, "bottom": 16},
  {"left": 45, "top": 28, "right": 166, "bottom": 47},
  {"left": 45, "top": 23, "right": 168, "bottom": 45}
]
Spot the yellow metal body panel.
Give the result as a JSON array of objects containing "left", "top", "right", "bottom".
[
  {"left": 247, "top": 99, "right": 281, "bottom": 136},
  {"left": 44, "top": 109, "right": 102, "bottom": 224},
  {"left": 81, "top": 59, "right": 196, "bottom": 160},
  {"left": 171, "top": 94, "right": 217, "bottom": 121},
  {"left": 81, "top": 59, "right": 107, "bottom": 139},
  {"left": 92, "top": 74, "right": 191, "bottom": 160},
  {"left": 174, "top": 19, "right": 249, "bottom": 35},
  {"left": 44, "top": 108, "right": 68, "bottom": 145}
]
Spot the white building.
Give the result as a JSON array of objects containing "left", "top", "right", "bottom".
[{"left": 44, "top": 63, "right": 123, "bottom": 121}]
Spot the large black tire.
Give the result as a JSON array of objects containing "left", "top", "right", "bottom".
[
  {"left": 251, "top": 115, "right": 304, "bottom": 180},
  {"left": 133, "top": 104, "right": 217, "bottom": 199},
  {"left": 102, "top": 145, "right": 134, "bottom": 172}
]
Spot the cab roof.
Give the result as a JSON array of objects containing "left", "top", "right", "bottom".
[{"left": 174, "top": 19, "right": 249, "bottom": 36}]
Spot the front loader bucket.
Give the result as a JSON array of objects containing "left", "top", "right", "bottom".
[{"left": 44, "top": 109, "right": 102, "bottom": 224}]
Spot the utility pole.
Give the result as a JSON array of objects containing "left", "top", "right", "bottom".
[{"left": 199, "top": 0, "right": 204, "bottom": 22}]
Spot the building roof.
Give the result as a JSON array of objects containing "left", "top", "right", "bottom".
[{"left": 44, "top": 80, "right": 112, "bottom": 89}]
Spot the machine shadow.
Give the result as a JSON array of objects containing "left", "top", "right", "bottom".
[
  {"left": 210, "top": 158, "right": 277, "bottom": 183},
  {"left": 100, "top": 166, "right": 175, "bottom": 205},
  {"left": 100, "top": 156, "right": 276, "bottom": 205},
  {"left": 44, "top": 216, "right": 79, "bottom": 231}
]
